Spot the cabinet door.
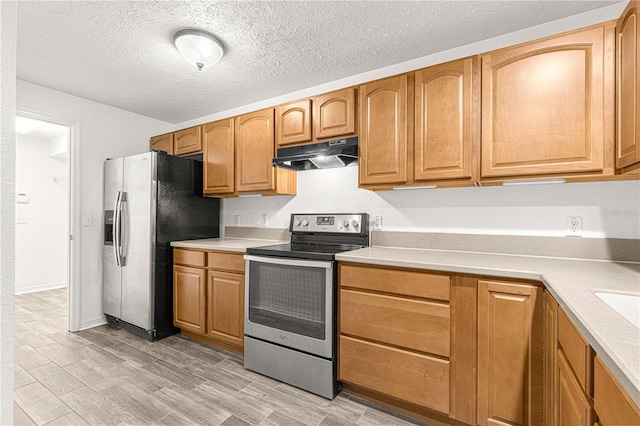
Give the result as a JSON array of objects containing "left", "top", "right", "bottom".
[
  {"left": 203, "top": 118, "right": 235, "bottom": 195},
  {"left": 415, "top": 57, "right": 477, "bottom": 181},
  {"left": 174, "top": 126, "right": 202, "bottom": 156},
  {"left": 235, "top": 108, "right": 275, "bottom": 192},
  {"left": 545, "top": 292, "right": 559, "bottom": 426},
  {"left": 173, "top": 265, "right": 206, "bottom": 334},
  {"left": 313, "top": 87, "right": 356, "bottom": 140},
  {"left": 594, "top": 355, "right": 640, "bottom": 426},
  {"left": 150, "top": 133, "right": 174, "bottom": 155},
  {"left": 359, "top": 75, "right": 408, "bottom": 185},
  {"left": 477, "top": 280, "right": 543, "bottom": 426},
  {"left": 276, "top": 99, "right": 312, "bottom": 147},
  {"left": 206, "top": 270, "right": 244, "bottom": 347},
  {"left": 616, "top": 1, "right": 640, "bottom": 169},
  {"left": 481, "top": 24, "right": 612, "bottom": 178},
  {"left": 557, "top": 349, "right": 594, "bottom": 426}
]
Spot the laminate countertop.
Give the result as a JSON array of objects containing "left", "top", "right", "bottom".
[
  {"left": 170, "top": 237, "right": 285, "bottom": 252},
  {"left": 335, "top": 246, "right": 640, "bottom": 406}
]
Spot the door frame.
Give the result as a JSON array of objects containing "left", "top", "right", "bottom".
[{"left": 16, "top": 108, "right": 81, "bottom": 332}]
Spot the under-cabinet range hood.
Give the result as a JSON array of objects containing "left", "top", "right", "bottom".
[{"left": 273, "top": 137, "right": 358, "bottom": 170}]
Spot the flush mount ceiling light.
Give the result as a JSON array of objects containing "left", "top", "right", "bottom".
[{"left": 173, "top": 29, "right": 224, "bottom": 71}]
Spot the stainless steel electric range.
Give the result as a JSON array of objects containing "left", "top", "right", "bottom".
[{"left": 243, "top": 213, "right": 369, "bottom": 399}]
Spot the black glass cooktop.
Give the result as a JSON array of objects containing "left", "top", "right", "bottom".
[{"left": 246, "top": 242, "right": 365, "bottom": 261}]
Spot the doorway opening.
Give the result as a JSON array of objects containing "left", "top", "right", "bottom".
[{"left": 14, "top": 114, "right": 77, "bottom": 332}]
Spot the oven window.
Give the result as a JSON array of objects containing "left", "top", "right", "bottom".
[{"left": 248, "top": 261, "right": 327, "bottom": 340}]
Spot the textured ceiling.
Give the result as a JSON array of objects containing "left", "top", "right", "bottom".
[{"left": 17, "top": 1, "right": 620, "bottom": 124}]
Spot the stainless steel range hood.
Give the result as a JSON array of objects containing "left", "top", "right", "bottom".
[{"left": 273, "top": 137, "right": 358, "bottom": 171}]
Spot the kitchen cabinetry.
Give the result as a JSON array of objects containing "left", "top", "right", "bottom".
[
  {"left": 276, "top": 99, "right": 312, "bottom": 147},
  {"left": 616, "top": 0, "right": 640, "bottom": 173},
  {"left": 339, "top": 264, "right": 452, "bottom": 414},
  {"left": 545, "top": 294, "right": 640, "bottom": 426},
  {"left": 313, "top": 87, "right": 356, "bottom": 140},
  {"left": 203, "top": 118, "right": 235, "bottom": 196},
  {"left": 174, "top": 126, "right": 202, "bottom": 156},
  {"left": 480, "top": 23, "right": 615, "bottom": 180},
  {"left": 150, "top": 133, "right": 174, "bottom": 155},
  {"left": 359, "top": 58, "right": 479, "bottom": 190},
  {"left": 477, "top": 280, "right": 543, "bottom": 426},
  {"left": 415, "top": 57, "right": 479, "bottom": 183},
  {"left": 275, "top": 87, "right": 356, "bottom": 148},
  {"left": 358, "top": 75, "right": 409, "bottom": 186},
  {"left": 236, "top": 108, "right": 296, "bottom": 195},
  {"left": 173, "top": 248, "right": 245, "bottom": 354}
]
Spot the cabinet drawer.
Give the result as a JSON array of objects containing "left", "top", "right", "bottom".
[
  {"left": 339, "top": 264, "right": 450, "bottom": 302},
  {"left": 174, "top": 249, "right": 206, "bottom": 267},
  {"left": 207, "top": 251, "right": 244, "bottom": 273},
  {"left": 340, "top": 289, "right": 450, "bottom": 357},
  {"left": 594, "top": 355, "right": 640, "bottom": 426},
  {"left": 558, "top": 308, "right": 594, "bottom": 395},
  {"left": 339, "top": 335, "right": 449, "bottom": 413}
]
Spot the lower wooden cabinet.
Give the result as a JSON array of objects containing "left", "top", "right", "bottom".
[
  {"left": 558, "top": 349, "right": 595, "bottom": 426},
  {"left": 173, "top": 265, "right": 206, "bottom": 334},
  {"left": 477, "top": 280, "right": 543, "bottom": 426},
  {"left": 173, "top": 248, "right": 245, "bottom": 354},
  {"left": 546, "top": 293, "right": 640, "bottom": 426},
  {"left": 206, "top": 270, "right": 244, "bottom": 347},
  {"left": 339, "top": 264, "right": 546, "bottom": 425}
]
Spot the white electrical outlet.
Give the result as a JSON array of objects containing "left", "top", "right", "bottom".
[
  {"left": 566, "top": 216, "right": 582, "bottom": 237},
  {"left": 373, "top": 215, "right": 382, "bottom": 230}
]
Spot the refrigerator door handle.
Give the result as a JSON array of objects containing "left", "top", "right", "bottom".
[
  {"left": 114, "top": 191, "right": 123, "bottom": 267},
  {"left": 119, "top": 192, "right": 127, "bottom": 266}
]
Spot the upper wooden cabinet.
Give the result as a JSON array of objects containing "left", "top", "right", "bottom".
[
  {"left": 415, "top": 57, "right": 479, "bottom": 183},
  {"left": 150, "top": 133, "right": 174, "bottom": 155},
  {"left": 276, "top": 99, "right": 312, "bottom": 147},
  {"left": 616, "top": 1, "right": 640, "bottom": 172},
  {"left": 174, "top": 126, "right": 202, "bottom": 156},
  {"left": 313, "top": 87, "right": 356, "bottom": 140},
  {"left": 236, "top": 109, "right": 276, "bottom": 192},
  {"left": 236, "top": 108, "right": 296, "bottom": 195},
  {"left": 275, "top": 87, "right": 356, "bottom": 148},
  {"left": 203, "top": 118, "right": 235, "bottom": 196},
  {"left": 480, "top": 23, "right": 615, "bottom": 179},
  {"left": 359, "top": 75, "right": 409, "bottom": 186}
]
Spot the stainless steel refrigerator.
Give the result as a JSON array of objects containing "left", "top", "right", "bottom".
[{"left": 103, "top": 151, "right": 220, "bottom": 340}]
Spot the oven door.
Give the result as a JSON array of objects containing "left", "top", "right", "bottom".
[{"left": 244, "top": 254, "right": 334, "bottom": 359}]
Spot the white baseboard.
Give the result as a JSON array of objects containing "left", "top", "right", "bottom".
[
  {"left": 15, "top": 282, "right": 67, "bottom": 295},
  {"left": 78, "top": 317, "right": 107, "bottom": 331}
]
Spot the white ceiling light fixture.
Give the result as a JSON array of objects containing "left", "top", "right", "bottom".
[{"left": 173, "top": 29, "right": 225, "bottom": 71}]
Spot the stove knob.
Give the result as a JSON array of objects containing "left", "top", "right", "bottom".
[
  {"left": 351, "top": 220, "right": 359, "bottom": 229},
  {"left": 294, "top": 219, "right": 301, "bottom": 227},
  {"left": 301, "top": 219, "right": 309, "bottom": 227},
  {"left": 342, "top": 219, "right": 350, "bottom": 228}
]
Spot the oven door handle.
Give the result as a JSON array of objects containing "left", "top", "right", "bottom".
[{"left": 244, "top": 255, "right": 333, "bottom": 269}]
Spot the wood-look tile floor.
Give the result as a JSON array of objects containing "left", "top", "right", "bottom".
[{"left": 14, "top": 288, "right": 433, "bottom": 426}]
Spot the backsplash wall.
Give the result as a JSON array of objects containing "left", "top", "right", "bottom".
[{"left": 221, "top": 166, "right": 640, "bottom": 240}]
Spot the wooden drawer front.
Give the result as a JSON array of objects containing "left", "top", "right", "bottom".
[
  {"left": 594, "top": 355, "right": 640, "bottom": 426},
  {"left": 207, "top": 252, "right": 244, "bottom": 273},
  {"left": 558, "top": 308, "right": 594, "bottom": 395},
  {"left": 339, "top": 264, "right": 450, "bottom": 302},
  {"left": 340, "top": 289, "right": 450, "bottom": 357},
  {"left": 174, "top": 249, "right": 206, "bottom": 267},
  {"left": 339, "top": 336, "right": 450, "bottom": 413}
]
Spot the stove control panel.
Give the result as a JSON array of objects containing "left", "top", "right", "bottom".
[{"left": 290, "top": 213, "right": 368, "bottom": 234}]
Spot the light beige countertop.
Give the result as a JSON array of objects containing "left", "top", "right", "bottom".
[
  {"left": 336, "top": 246, "right": 640, "bottom": 406},
  {"left": 170, "top": 237, "right": 284, "bottom": 252}
]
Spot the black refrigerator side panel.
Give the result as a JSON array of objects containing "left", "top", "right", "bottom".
[{"left": 153, "top": 153, "right": 221, "bottom": 338}]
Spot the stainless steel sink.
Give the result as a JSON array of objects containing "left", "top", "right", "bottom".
[{"left": 594, "top": 292, "right": 640, "bottom": 329}]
